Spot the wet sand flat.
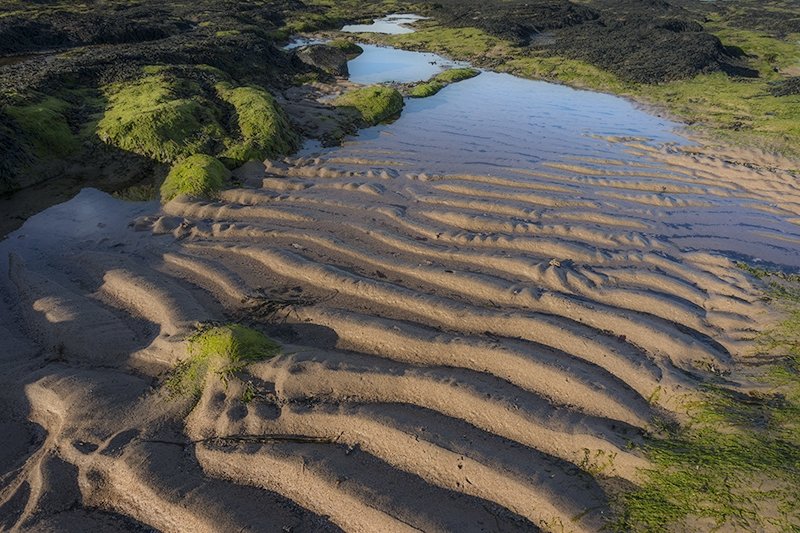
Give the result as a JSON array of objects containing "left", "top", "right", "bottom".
[{"left": 2, "top": 129, "right": 798, "bottom": 529}]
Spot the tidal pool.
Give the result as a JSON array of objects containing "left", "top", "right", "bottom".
[
  {"left": 341, "top": 14, "right": 427, "bottom": 35},
  {"left": 296, "top": 32, "right": 800, "bottom": 267},
  {"left": 348, "top": 44, "right": 466, "bottom": 85}
]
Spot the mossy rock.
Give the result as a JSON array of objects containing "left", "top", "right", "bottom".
[
  {"left": 5, "top": 96, "right": 78, "bottom": 157},
  {"left": 215, "top": 82, "right": 300, "bottom": 166},
  {"left": 294, "top": 44, "right": 349, "bottom": 77},
  {"left": 96, "top": 67, "right": 300, "bottom": 167},
  {"left": 328, "top": 39, "right": 364, "bottom": 59},
  {"left": 434, "top": 67, "right": 480, "bottom": 84},
  {"left": 409, "top": 80, "right": 447, "bottom": 98},
  {"left": 166, "top": 323, "right": 280, "bottom": 399},
  {"left": 160, "top": 154, "right": 230, "bottom": 203},
  {"left": 333, "top": 86, "right": 404, "bottom": 126},
  {"left": 97, "top": 71, "right": 225, "bottom": 163},
  {"left": 409, "top": 68, "right": 480, "bottom": 98}
]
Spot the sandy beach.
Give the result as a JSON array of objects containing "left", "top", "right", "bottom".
[{"left": 1, "top": 137, "right": 796, "bottom": 531}]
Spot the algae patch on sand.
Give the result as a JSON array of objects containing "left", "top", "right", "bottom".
[
  {"left": 166, "top": 324, "right": 280, "bottom": 399},
  {"left": 333, "top": 85, "right": 404, "bottom": 125},
  {"left": 613, "top": 266, "right": 800, "bottom": 531},
  {"left": 160, "top": 154, "right": 230, "bottom": 203}
]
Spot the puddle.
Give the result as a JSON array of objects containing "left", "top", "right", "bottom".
[
  {"left": 348, "top": 44, "right": 466, "bottom": 84},
  {"left": 341, "top": 14, "right": 427, "bottom": 35}
]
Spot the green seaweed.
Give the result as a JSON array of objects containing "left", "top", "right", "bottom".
[
  {"left": 5, "top": 96, "right": 78, "bottom": 157},
  {"left": 409, "top": 80, "right": 446, "bottom": 98},
  {"left": 409, "top": 67, "right": 480, "bottom": 98},
  {"left": 333, "top": 85, "right": 404, "bottom": 125},
  {"left": 160, "top": 154, "right": 229, "bottom": 203},
  {"left": 215, "top": 82, "right": 300, "bottom": 165},
  {"left": 96, "top": 67, "right": 299, "bottom": 167},
  {"left": 613, "top": 265, "right": 800, "bottom": 531},
  {"left": 433, "top": 67, "right": 480, "bottom": 84},
  {"left": 166, "top": 323, "right": 280, "bottom": 399},
  {"left": 96, "top": 71, "right": 225, "bottom": 163}
]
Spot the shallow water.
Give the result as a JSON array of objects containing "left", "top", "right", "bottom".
[
  {"left": 316, "top": 70, "right": 684, "bottom": 166},
  {"left": 296, "top": 38, "right": 800, "bottom": 267},
  {"left": 341, "top": 14, "right": 426, "bottom": 35},
  {"left": 348, "top": 44, "right": 465, "bottom": 84}
]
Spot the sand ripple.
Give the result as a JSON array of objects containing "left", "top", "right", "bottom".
[{"left": 1, "top": 139, "right": 797, "bottom": 531}]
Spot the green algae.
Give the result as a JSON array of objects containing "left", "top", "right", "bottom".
[
  {"left": 333, "top": 85, "right": 404, "bottom": 125},
  {"left": 166, "top": 323, "right": 280, "bottom": 399},
  {"left": 215, "top": 82, "right": 300, "bottom": 166},
  {"left": 5, "top": 96, "right": 78, "bottom": 157},
  {"left": 409, "top": 67, "right": 479, "bottom": 98},
  {"left": 96, "top": 71, "right": 224, "bottom": 163},
  {"left": 612, "top": 265, "right": 800, "bottom": 531},
  {"left": 160, "top": 154, "right": 229, "bottom": 203}
]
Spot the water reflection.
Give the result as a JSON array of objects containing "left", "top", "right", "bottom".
[
  {"left": 341, "top": 14, "right": 427, "bottom": 35},
  {"left": 348, "top": 44, "right": 466, "bottom": 84}
]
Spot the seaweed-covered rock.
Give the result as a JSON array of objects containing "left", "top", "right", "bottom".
[
  {"left": 328, "top": 39, "right": 364, "bottom": 59},
  {"left": 294, "top": 44, "right": 349, "bottom": 77},
  {"left": 160, "top": 154, "right": 230, "bottom": 203},
  {"left": 333, "top": 86, "right": 404, "bottom": 125},
  {"left": 550, "top": 17, "right": 758, "bottom": 83},
  {"left": 431, "top": 0, "right": 600, "bottom": 45},
  {"left": 409, "top": 68, "right": 480, "bottom": 98},
  {"left": 0, "top": 9, "right": 191, "bottom": 56}
]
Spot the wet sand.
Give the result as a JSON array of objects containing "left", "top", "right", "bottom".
[{"left": 1, "top": 132, "right": 796, "bottom": 530}]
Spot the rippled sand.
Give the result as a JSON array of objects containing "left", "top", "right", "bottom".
[{"left": 2, "top": 132, "right": 798, "bottom": 530}]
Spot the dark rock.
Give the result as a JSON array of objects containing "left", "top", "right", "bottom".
[
  {"left": 294, "top": 44, "right": 349, "bottom": 77},
  {"left": 769, "top": 77, "right": 800, "bottom": 97},
  {"left": 549, "top": 17, "right": 759, "bottom": 83},
  {"left": 431, "top": 0, "right": 600, "bottom": 45},
  {"left": 426, "top": 0, "right": 761, "bottom": 83}
]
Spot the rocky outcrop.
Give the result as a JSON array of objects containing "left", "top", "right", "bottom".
[{"left": 294, "top": 44, "right": 349, "bottom": 77}]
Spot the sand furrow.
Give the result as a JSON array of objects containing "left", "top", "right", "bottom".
[
  {"left": 161, "top": 252, "right": 252, "bottom": 306},
  {"left": 250, "top": 349, "right": 649, "bottom": 480},
  {"left": 7, "top": 254, "right": 142, "bottom": 366},
  {"left": 192, "top": 399, "right": 602, "bottom": 530},
  {"left": 204, "top": 243, "right": 665, "bottom": 398},
  {"left": 72, "top": 251, "right": 212, "bottom": 337},
  {"left": 163, "top": 197, "right": 313, "bottom": 223},
  {"left": 221, "top": 228, "right": 725, "bottom": 367},
  {"left": 293, "top": 306, "right": 653, "bottom": 423}
]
